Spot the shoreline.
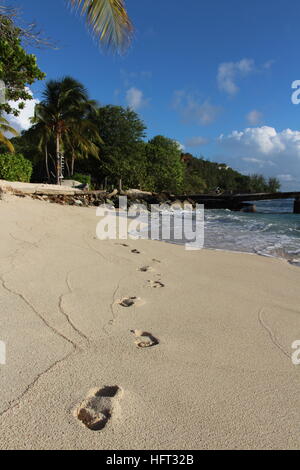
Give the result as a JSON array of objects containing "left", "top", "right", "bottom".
[
  {"left": 0, "top": 194, "right": 300, "bottom": 450},
  {"left": 2, "top": 182, "right": 299, "bottom": 265}
]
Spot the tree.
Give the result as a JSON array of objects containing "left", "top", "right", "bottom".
[
  {"left": 63, "top": 107, "right": 103, "bottom": 176},
  {"left": 33, "top": 77, "right": 101, "bottom": 184},
  {"left": 1, "top": 1, "right": 133, "bottom": 54},
  {"left": 249, "top": 174, "right": 268, "bottom": 193},
  {"left": 0, "top": 116, "right": 18, "bottom": 152},
  {"left": 86, "top": 105, "right": 147, "bottom": 188},
  {"left": 268, "top": 177, "right": 281, "bottom": 193},
  {"left": 23, "top": 121, "right": 53, "bottom": 181},
  {"left": 10, "top": 127, "right": 55, "bottom": 182},
  {"left": 0, "top": 12, "right": 45, "bottom": 116},
  {"left": 94, "top": 105, "right": 146, "bottom": 145},
  {"left": 145, "top": 136, "right": 185, "bottom": 193},
  {"left": 180, "top": 154, "right": 280, "bottom": 194},
  {"left": 99, "top": 142, "right": 148, "bottom": 190},
  {"left": 68, "top": 0, "right": 133, "bottom": 53},
  {"left": 0, "top": 6, "right": 54, "bottom": 48}
]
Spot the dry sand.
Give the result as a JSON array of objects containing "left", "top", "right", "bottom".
[{"left": 0, "top": 194, "right": 299, "bottom": 450}]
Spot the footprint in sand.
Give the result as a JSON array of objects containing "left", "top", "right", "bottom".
[
  {"left": 118, "top": 296, "right": 144, "bottom": 308},
  {"left": 115, "top": 243, "right": 141, "bottom": 254},
  {"left": 131, "top": 329, "right": 159, "bottom": 348},
  {"left": 145, "top": 280, "right": 165, "bottom": 288},
  {"left": 119, "top": 297, "right": 136, "bottom": 307},
  {"left": 138, "top": 266, "right": 153, "bottom": 272},
  {"left": 76, "top": 386, "right": 122, "bottom": 431}
]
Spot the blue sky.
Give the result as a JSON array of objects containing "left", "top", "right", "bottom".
[{"left": 6, "top": 0, "right": 300, "bottom": 189}]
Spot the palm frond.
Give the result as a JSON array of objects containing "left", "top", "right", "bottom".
[
  {"left": 0, "top": 123, "right": 19, "bottom": 137},
  {"left": 0, "top": 116, "right": 18, "bottom": 152},
  {"left": 0, "top": 133, "right": 15, "bottom": 153},
  {"left": 68, "top": 0, "right": 133, "bottom": 53}
]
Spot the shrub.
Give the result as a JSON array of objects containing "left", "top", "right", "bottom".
[
  {"left": 72, "top": 173, "right": 92, "bottom": 188},
  {"left": 0, "top": 153, "right": 33, "bottom": 182}
]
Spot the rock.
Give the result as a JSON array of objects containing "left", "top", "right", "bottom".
[
  {"left": 241, "top": 204, "right": 256, "bottom": 213},
  {"left": 171, "top": 200, "right": 184, "bottom": 210}
]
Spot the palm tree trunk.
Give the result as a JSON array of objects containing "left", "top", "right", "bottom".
[
  {"left": 65, "top": 159, "right": 71, "bottom": 178},
  {"left": 45, "top": 144, "right": 50, "bottom": 182},
  {"left": 71, "top": 152, "right": 75, "bottom": 176},
  {"left": 56, "top": 132, "right": 62, "bottom": 185}
]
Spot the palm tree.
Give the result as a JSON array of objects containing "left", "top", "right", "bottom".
[
  {"left": 34, "top": 77, "right": 94, "bottom": 184},
  {"left": 27, "top": 120, "right": 53, "bottom": 181},
  {"left": 33, "top": 77, "right": 103, "bottom": 183},
  {"left": 65, "top": 122, "right": 103, "bottom": 176},
  {"left": 0, "top": 116, "right": 18, "bottom": 152},
  {"left": 68, "top": 0, "right": 133, "bottom": 53}
]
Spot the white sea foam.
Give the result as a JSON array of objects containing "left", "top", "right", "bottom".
[{"left": 130, "top": 199, "right": 300, "bottom": 264}]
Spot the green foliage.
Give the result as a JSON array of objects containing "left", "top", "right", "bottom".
[
  {"left": 68, "top": 0, "right": 133, "bottom": 53},
  {"left": 0, "top": 153, "right": 32, "bottom": 182},
  {"left": 182, "top": 154, "right": 281, "bottom": 194},
  {"left": 82, "top": 105, "right": 148, "bottom": 189},
  {"left": 0, "top": 14, "right": 45, "bottom": 116},
  {"left": 245, "top": 174, "right": 280, "bottom": 193},
  {"left": 183, "top": 171, "right": 207, "bottom": 194},
  {"left": 10, "top": 128, "right": 48, "bottom": 182},
  {"left": 145, "top": 136, "right": 184, "bottom": 193},
  {"left": 11, "top": 76, "right": 281, "bottom": 193},
  {"left": 267, "top": 177, "right": 281, "bottom": 193},
  {"left": 32, "top": 77, "right": 102, "bottom": 183},
  {"left": 72, "top": 173, "right": 92, "bottom": 187},
  {"left": 0, "top": 116, "right": 18, "bottom": 152},
  {"left": 95, "top": 105, "right": 146, "bottom": 145},
  {"left": 99, "top": 142, "right": 148, "bottom": 189}
]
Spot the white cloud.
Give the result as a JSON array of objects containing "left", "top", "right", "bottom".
[
  {"left": 277, "top": 174, "right": 294, "bottom": 182},
  {"left": 246, "top": 110, "right": 263, "bottom": 126},
  {"left": 125, "top": 87, "right": 148, "bottom": 111},
  {"left": 218, "top": 127, "right": 289, "bottom": 155},
  {"left": 217, "top": 126, "right": 300, "bottom": 190},
  {"left": 5, "top": 88, "right": 39, "bottom": 133},
  {"left": 185, "top": 136, "right": 209, "bottom": 147},
  {"left": 175, "top": 141, "right": 185, "bottom": 151},
  {"left": 217, "top": 59, "right": 255, "bottom": 95},
  {"left": 217, "top": 58, "right": 274, "bottom": 96},
  {"left": 173, "top": 90, "right": 222, "bottom": 126}
]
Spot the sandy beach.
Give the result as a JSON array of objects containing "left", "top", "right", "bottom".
[{"left": 0, "top": 194, "right": 299, "bottom": 450}]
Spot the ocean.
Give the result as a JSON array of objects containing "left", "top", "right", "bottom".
[
  {"left": 203, "top": 199, "right": 300, "bottom": 264},
  {"left": 128, "top": 199, "right": 300, "bottom": 264}
]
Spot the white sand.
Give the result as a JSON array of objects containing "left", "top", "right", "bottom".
[{"left": 0, "top": 194, "right": 299, "bottom": 450}]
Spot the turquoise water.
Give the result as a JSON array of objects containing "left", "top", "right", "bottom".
[
  {"left": 204, "top": 199, "right": 300, "bottom": 263},
  {"left": 131, "top": 199, "right": 300, "bottom": 263}
]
